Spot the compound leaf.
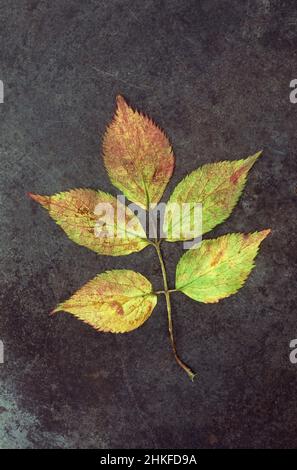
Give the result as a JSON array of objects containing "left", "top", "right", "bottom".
[
  {"left": 29, "top": 189, "right": 149, "bottom": 256},
  {"left": 176, "top": 230, "right": 270, "bottom": 303},
  {"left": 53, "top": 270, "right": 157, "bottom": 333},
  {"left": 164, "top": 152, "right": 261, "bottom": 241},
  {"left": 103, "top": 95, "right": 174, "bottom": 210}
]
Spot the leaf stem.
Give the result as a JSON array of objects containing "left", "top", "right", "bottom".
[
  {"left": 153, "top": 241, "right": 196, "bottom": 381},
  {"left": 155, "top": 289, "right": 178, "bottom": 295}
]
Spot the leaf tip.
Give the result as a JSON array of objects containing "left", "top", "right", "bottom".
[
  {"left": 246, "top": 150, "right": 263, "bottom": 168},
  {"left": 116, "top": 94, "right": 127, "bottom": 109},
  {"left": 254, "top": 149, "right": 263, "bottom": 159},
  {"left": 50, "top": 305, "right": 63, "bottom": 315},
  {"left": 259, "top": 228, "right": 271, "bottom": 240},
  {"left": 28, "top": 192, "right": 50, "bottom": 208}
]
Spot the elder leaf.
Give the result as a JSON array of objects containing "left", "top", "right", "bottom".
[
  {"left": 29, "top": 189, "right": 149, "bottom": 256},
  {"left": 176, "top": 230, "right": 270, "bottom": 303},
  {"left": 103, "top": 95, "right": 174, "bottom": 209},
  {"left": 53, "top": 270, "right": 157, "bottom": 333},
  {"left": 164, "top": 152, "right": 261, "bottom": 241}
]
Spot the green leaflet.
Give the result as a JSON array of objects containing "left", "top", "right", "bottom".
[
  {"left": 54, "top": 270, "right": 157, "bottom": 333},
  {"left": 164, "top": 152, "right": 261, "bottom": 241},
  {"left": 28, "top": 189, "right": 149, "bottom": 256},
  {"left": 176, "top": 230, "right": 270, "bottom": 303}
]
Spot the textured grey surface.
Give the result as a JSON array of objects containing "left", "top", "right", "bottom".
[{"left": 0, "top": 0, "right": 297, "bottom": 449}]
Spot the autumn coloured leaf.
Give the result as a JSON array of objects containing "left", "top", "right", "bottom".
[
  {"left": 175, "top": 230, "right": 270, "bottom": 303},
  {"left": 29, "top": 189, "right": 149, "bottom": 256},
  {"left": 103, "top": 95, "right": 174, "bottom": 209},
  {"left": 53, "top": 270, "right": 157, "bottom": 333},
  {"left": 164, "top": 152, "right": 261, "bottom": 241},
  {"left": 29, "top": 94, "right": 271, "bottom": 381}
]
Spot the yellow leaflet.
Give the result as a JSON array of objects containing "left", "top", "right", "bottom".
[
  {"left": 53, "top": 270, "right": 157, "bottom": 333},
  {"left": 29, "top": 189, "right": 149, "bottom": 256}
]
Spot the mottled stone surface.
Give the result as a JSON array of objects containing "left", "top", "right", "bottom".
[{"left": 0, "top": 0, "right": 297, "bottom": 449}]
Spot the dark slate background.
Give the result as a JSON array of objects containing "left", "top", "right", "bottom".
[{"left": 0, "top": 0, "right": 297, "bottom": 449}]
